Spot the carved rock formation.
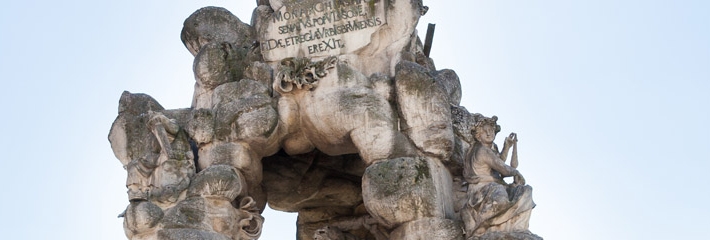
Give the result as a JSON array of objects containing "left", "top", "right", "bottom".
[{"left": 109, "top": 1, "right": 541, "bottom": 240}]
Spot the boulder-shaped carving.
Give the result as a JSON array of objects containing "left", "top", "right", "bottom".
[
  {"left": 187, "top": 165, "right": 246, "bottom": 200},
  {"left": 162, "top": 197, "right": 211, "bottom": 231},
  {"left": 244, "top": 61, "right": 274, "bottom": 88},
  {"left": 192, "top": 41, "right": 250, "bottom": 109},
  {"left": 278, "top": 61, "right": 414, "bottom": 164},
  {"left": 186, "top": 108, "right": 214, "bottom": 144},
  {"left": 307, "top": 214, "right": 388, "bottom": 240},
  {"left": 474, "top": 231, "right": 543, "bottom": 240},
  {"left": 262, "top": 152, "right": 364, "bottom": 211},
  {"left": 123, "top": 201, "right": 164, "bottom": 239},
  {"left": 434, "top": 69, "right": 462, "bottom": 106},
  {"left": 212, "top": 80, "right": 278, "bottom": 147},
  {"left": 313, "top": 226, "right": 359, "bottom": 240},
  {"left": 362, "top": 157, "right": 454, "bottom": 228},
  {"left": 389, "top": 218, "right": 463, "bottom": 240},
  {"left": 448, "top": 105, "right": 476, "bottom": 176},
  {"left": 181, "top": 6, "right": 254, "bottom": 56},
  {"left": 351, "top": 0, "right": 427, "bottom": 76},
  {"left": 395, "top": 61, "right": 454, "bottom": 161},
  {"left": 160, "top": 193, "right": 263, "bottom": 239},
  {"left": 157, "top": 229, "right": 232, "bottom": 240}
]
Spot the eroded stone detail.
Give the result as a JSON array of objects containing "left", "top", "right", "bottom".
[
  {"left": 110, "top": 1, "right": 540, "bottom": 240},
  {"left": 257, "top": 0, "right": 387, "bottom": 61},
  {"left": 459, "top": 115, "right": 536, "bottom": 239},
  {"left": 109, "top": 92, "right": 196, "bottom": 206},
  {"left": 275, "top": 56, "right": 338, "bottom": 92}
]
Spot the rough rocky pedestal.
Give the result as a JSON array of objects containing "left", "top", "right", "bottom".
[{"left": 109, "top": 1, "right": 542, "bottom": 239}]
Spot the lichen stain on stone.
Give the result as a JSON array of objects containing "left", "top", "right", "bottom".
[
  {"left": 110, "top": 2, "right": 539, "bottom": 239},
  {"left": 413, "top": 159, "right": 430, "bottom": 183}
]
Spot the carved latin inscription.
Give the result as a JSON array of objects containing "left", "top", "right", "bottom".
[{"left": 260, "top": 0, "right": 386, "bottom": 61}]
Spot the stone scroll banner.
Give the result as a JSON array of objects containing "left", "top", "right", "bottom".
[{"left": 259, "top": 0, "right": 386, "bottom": 61}]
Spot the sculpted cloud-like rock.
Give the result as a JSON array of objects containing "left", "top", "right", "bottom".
[{"left": 109, "top": 1, "right": 542, "bottom": 239}]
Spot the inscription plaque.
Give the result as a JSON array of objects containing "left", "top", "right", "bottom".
[{"left": 260, "top": 0, "right": 386, "bottom": 61}]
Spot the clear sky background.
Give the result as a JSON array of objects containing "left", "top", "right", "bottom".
[{"left": 0, "top": 0, "right": 708, "bottom": 239}]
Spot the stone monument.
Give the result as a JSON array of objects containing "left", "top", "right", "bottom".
[{"left": 109, "top": 1, "right": 542, "bottom": 239}]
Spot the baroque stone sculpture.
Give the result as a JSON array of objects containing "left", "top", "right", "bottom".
[
  {"left": 459, "top": 114, "right": 538, "bottom": 240},
  {"left": 109, "top": 1, "right": 541, "bottom": 239}
]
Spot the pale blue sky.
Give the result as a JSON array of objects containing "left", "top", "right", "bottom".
[{"left": 0, "top": 1, "right": 708, "bottom": 239}]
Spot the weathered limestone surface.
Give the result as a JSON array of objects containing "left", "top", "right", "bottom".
[
  {"left": 181, "top": 6, "right": 255, "bottom": 57},
  {"left": 255, "top": 0, "right": 427, "bottom": 76},
  {"left": 110, "top": 1, "right": 541, "bottom": 240},
  {"left": 394, "top": 61, "right": 455, "bottom": 161},
  {"left": 362, "top": 157, "right": 453, "bottom": 228},
  {"left": 389, "top": 218, "right": 463, "bottom": 240},
  {"left": 473, "top": 231, "right": 543, "bottom": 240}
]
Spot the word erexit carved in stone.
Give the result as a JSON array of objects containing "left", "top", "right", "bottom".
[{"left": 259, "top": 0, "right": 386, "bottom": 61}]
